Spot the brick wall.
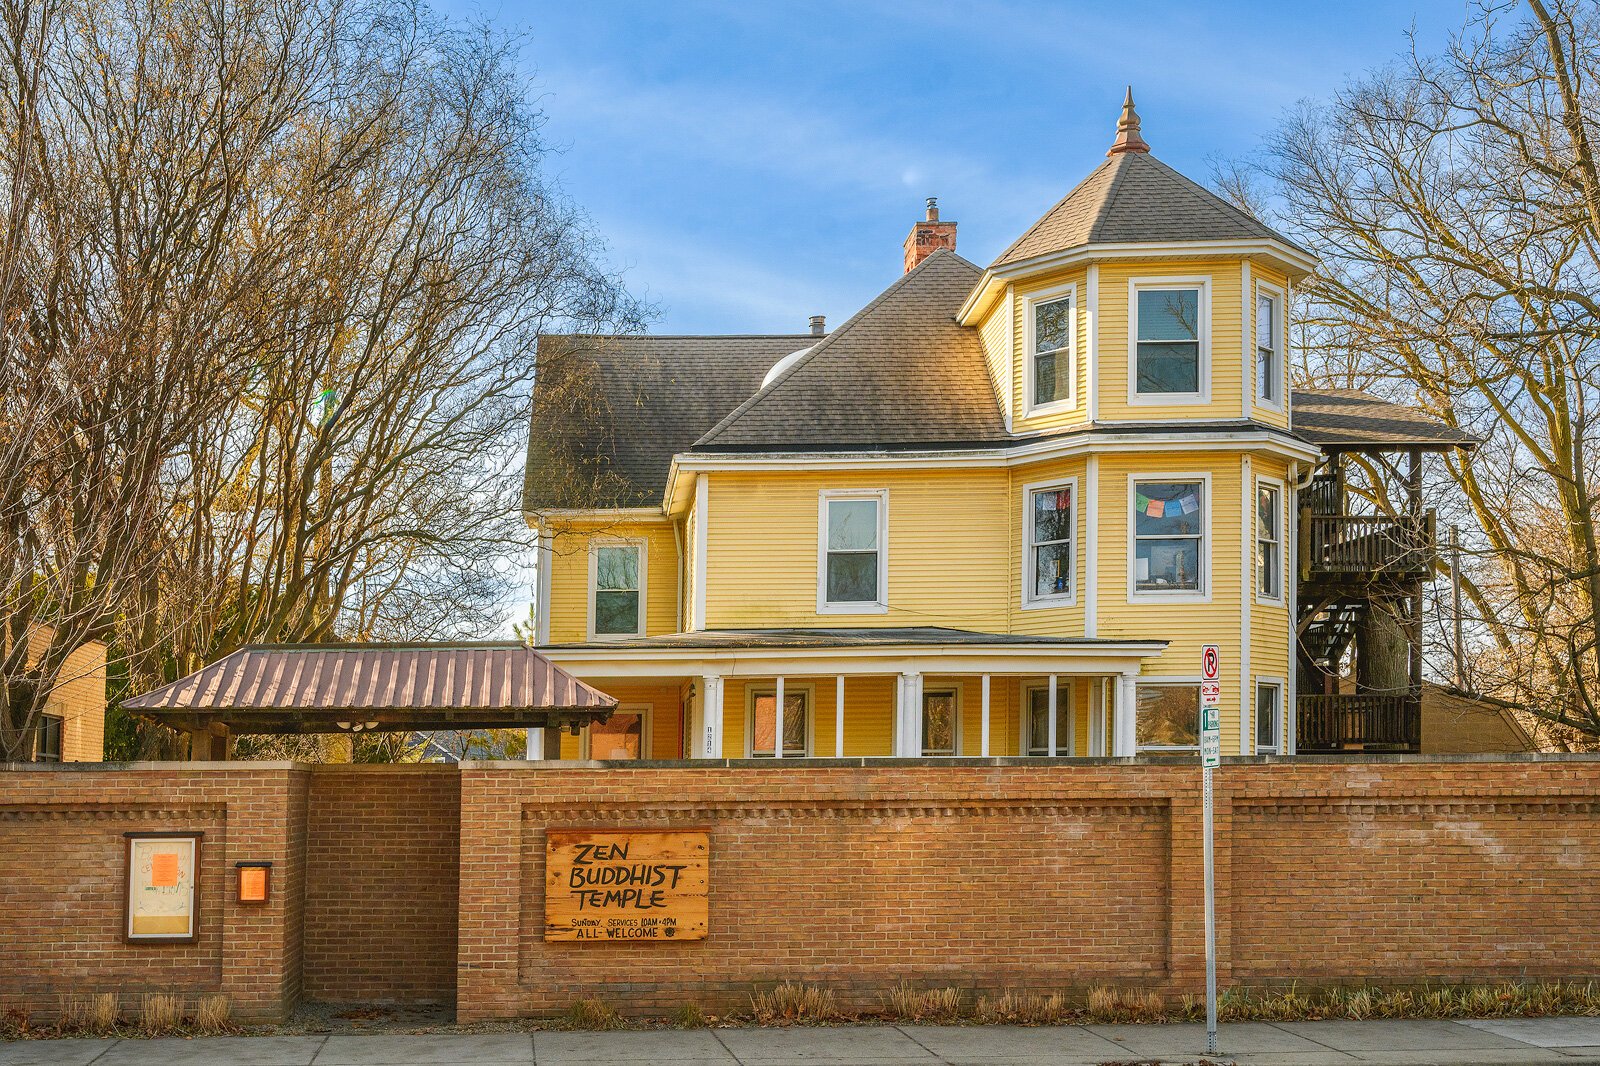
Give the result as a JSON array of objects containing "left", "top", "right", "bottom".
[
  {"left": 303, "top": 766, "right": 460, "bottom": 1005},
  {"left": 3, "top": 757, "right": 1598, "bottom": 1025},
  {"left": 0, "top": 763, "right": 307, "bottom": 1023},
  {"left": 456, "top": 757, "right": 1600, "bottom": 1020}
]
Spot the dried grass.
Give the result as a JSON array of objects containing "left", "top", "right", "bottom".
[
  {"left": 138, "top": 993, "right": 181, "bottom": 1036},
  {"left": 881, "top": 983, "right": 964, "bottom": 1022},
  {"left": 193, "top": 994, "right": 232, "bottom": 1034},
  {"left": 749, "top": 981, "right": 842, "bottom": 1024},
  {"left": 1087, "top": 985, "right": 1166, "bottom": 1023},
  {"left": 565, "top": 997, "right": 626, "bottom": 1030},
  {"left": 671, "top": 1002, "right": 709, "bottom": 1028},
  {"left": 974, "top": 989, "right": 1071, "bottom": 1025},
  {"left": 1188, "top": 982, "right": 1600, "bottom": 1023}
]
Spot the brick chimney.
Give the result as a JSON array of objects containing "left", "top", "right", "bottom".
[{"left": 903, "top": 197, "right": 957, "bottom": 273}]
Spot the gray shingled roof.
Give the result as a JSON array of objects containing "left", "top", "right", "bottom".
[
  {"left": 694, "top": 249, "right": 1007, "bottom": 450},
  {"left": 993, "top": 152, "right": 1303, "bottom": 267},
  {"left": 1292, "top": 388, "right": 1478, "bottom": 451},
  {"left": 523, "top": 334, "right": 811, "bottom": 508}
]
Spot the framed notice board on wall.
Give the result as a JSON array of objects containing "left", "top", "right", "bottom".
[{"left": 124, "top": 832, "right": 202, "bottom": 943}]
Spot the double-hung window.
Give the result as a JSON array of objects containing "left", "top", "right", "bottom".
[
  {"left": 819, "top": 491, "right": 886, "bottom": 611},
  {"left": 1024, "top": 481, "right": 1075, "bottom": 605},
  {"left": 922, "top": 689, "right": 958, "bottom": 757},
  {"left": 1135, "top": 683, "right": 1200, "bottom": 751},
  {"left": 1132, "top": 479, "right": 1206, "bottom": 596},
  {"left": 591, "top": 541, "right": 644, "bottom": 637},
  {"left": 1133, "top": 282, "right": 1204, "bottom": 398},
  {"left": 1028, "top": 289, "right": 1074, "bottom": 409},
  {"left": 1257, "top": 482, "right": 1282, "bottom": 601},
  {"left": 1256, "top": 287, "right": 1282, "bottom": 405},
  {"left": 1255, "top": 683, "right": 1282, "bottom": 755}
]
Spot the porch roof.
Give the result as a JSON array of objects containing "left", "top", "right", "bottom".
[
  {"left": 539, "top": 626, "right": 1168, "bottom": 678},
  {"left": 123, "top": 643, "right": 618, "bottom": 735}
]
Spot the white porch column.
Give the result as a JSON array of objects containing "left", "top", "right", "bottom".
[
  {"left": 1113, "top": 671, "right": 1139, "bottom": 757},
  {"left": 525, "top": 727, "right": 546, "bottom": 761},
  {"left": 980, "top": 675, "right": 991, "bottom": 757},
  {"left": 835, "top": 675, "right": 845, "bottom": 757},
  {"left": 1088, "top": 680, "right": 1106, "bottom": 757},
  {"left": 699, "top": 675, "right": 724, "bottom": 758},
  {"left": 895, "top": 671, "right": 923, "bottom": 757},
  {"left": 773, "top": 676, "right": 785, "bottom": 760},
  {"left": 1047, "top": 675, "right": 1058, "bottom": 757}
]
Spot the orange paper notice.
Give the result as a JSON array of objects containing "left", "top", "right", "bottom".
[
  {"left": 150, "top": 852, "right": 180, "bottom": 887},
  {"left": 239, "top": 866, "right": 267, "bottom": 902}
]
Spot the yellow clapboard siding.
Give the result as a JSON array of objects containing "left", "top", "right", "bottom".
[
  {"left": 1095, "top": 259, "right": 1245, "bottom": 424},
  {"left": 1009, "top": 267, "right": 1091, "bottom": 435},
  {"left": 559, "top": 679, "right": 685, "bottom": 760},
  {"left": 978, "top": 289, "right": 1013, "bottom": 427},
  {"left": 545, "top": 519, "right": 678, "bottom": 643},
  {"left": 703, "top": 469, "right": 1012, "bottom": 631}
]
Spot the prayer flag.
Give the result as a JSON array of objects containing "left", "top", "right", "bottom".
[{"left": 1149, "top": 499, "right": 1165, "bottom": 518}]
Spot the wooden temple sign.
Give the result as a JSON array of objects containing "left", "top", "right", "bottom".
[{"left": 545, "top": 829, "right": 709, "bottom": 942}]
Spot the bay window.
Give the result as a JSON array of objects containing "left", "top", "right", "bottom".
[
  {"left": 1256, "top": 287, "right": 1282, "bottom": 405},
  {"left": 1027, "top": 288, "right": 1074, "bottom": 409},
  {"left": 1257, "top": 481, "right": 1282, "bottom": 601},
  {"left": 1024, "top": 480, "right": 1075, "bottom": 605},
  {"left": 1133, "top": 282, "right": 1205, "bottom": 398},
  {"left": 1132, "top": 479, "right": 1206, "bottom": 596},
  {"left": 1255, "top": 683, "right": 1282, "bottom": 755}
]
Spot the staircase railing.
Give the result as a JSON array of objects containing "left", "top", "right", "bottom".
[
  {"left": 1301, "top": 510, "right": 1435, "bottom": 578},
  {"left": 1296, "top": 693, "right": 1421, "bottom": 752}
]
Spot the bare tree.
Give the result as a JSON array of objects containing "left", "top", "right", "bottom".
[
  {"left": 1234, "top": 0, "right": 1600, "bottom": 741},
  {"left": 1, "top": 0, "right": 641, "bottom": 761}
]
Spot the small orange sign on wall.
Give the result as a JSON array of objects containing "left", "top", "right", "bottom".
[{"left": 237, "top": 864, "right": 270, "bottom": 903}]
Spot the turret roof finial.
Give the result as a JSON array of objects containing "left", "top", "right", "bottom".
[{"left": 1107, "top": 86, "right": 1150, "bottom": 156}]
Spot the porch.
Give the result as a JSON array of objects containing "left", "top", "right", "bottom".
[{"left": 532, "top": 627, "right": 1169, "bottom": 761}]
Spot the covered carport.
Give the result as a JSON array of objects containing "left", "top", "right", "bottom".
[{"left": 122, "top": 642, "right": 618, "bottom": 760}]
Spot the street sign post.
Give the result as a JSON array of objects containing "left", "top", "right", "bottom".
[{"left": 1199, "top": 643, "right": 1221, "bottom": 1055}]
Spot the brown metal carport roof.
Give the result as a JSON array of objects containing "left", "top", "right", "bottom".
[{"left": 123, "top": 643, "right": 617, "bottom": 735}]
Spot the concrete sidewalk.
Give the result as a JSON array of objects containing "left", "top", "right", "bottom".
[{"left": 5, "top": 1017, "right": 1600, "bottom": 1066}]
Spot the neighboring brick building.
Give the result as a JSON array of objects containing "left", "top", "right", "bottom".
[{"left": 22, "top": 625, "right": 107, "bottom": 762}]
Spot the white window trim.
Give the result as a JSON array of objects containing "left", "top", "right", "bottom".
[
  {"left": 1254, "top": 678, "right": 1286, "bottom": 755},
  {"left": 1127, "top": 276, "right": 1211, "bottom": 406},
  {"left": 581, "top": 702, "right": 653, "bottom": 760},
  {"left": 1021, "top": 678, "right": 1076, "bottom": 757},
  {"left": 1255, "top": 475, "right": 1287, "bottom": 606},
  {"left": 745, "top": 681, "right": 815, "bottom": 758},
  {"left": 816, "top": 489, "right": 889, "bottom": 614},
  {"left": 1021, "top": 281, "right": 1077, "bottom": 417},
  {"left": 920, "top": 683, "right": 963, "bottom": 757},
  {"left": 1254, "top": 279, "right": 1286, "bottom": 412},
  {"left": 587, "top": 537, "right": 647, "bottom": 640},
  {"left": 1021, "top": 475, "right": 1079, "bottom": 609},
  {"left": 1126, "top": 472, "right": 1212, "bottom": 604},
  {"left": 1135, "top": 677, "right": 1204, "bottom": 753}
]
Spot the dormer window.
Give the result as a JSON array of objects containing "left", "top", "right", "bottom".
[
  {"left": 1131, "top": 279, "right": 1208, "bottom": 402},
  {"left": 1025, "top": 285, "right": 1075, "bottom": 411}
]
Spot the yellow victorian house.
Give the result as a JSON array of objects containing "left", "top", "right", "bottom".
[{"left": 522, "top": 95, "right": 1472, "bottom": 764}]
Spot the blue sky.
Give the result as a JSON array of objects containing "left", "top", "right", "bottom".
[{"left": 459, "top": 0, "right": 1472, "bottom": 335}]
